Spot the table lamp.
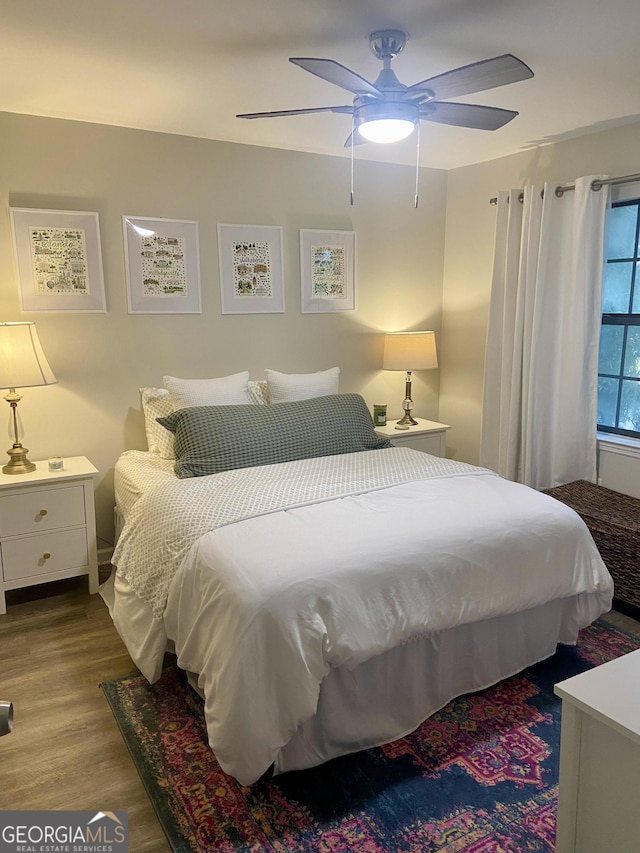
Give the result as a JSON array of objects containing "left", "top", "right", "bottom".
[
  {"left": 383, "top": 331, "right": 438, "bottom": 429},
  {"left": 0, "top": 321, "right": 57, "bottom": 474}
]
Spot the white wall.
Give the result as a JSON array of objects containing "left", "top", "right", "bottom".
[
  {"left": 440, "top": 119, "right": 640, "bottom": 497},
  {"left": 0, "top": 112, "right": 447, "bottom": 545}
]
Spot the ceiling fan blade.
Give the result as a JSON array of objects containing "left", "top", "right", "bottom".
[
  {"left": 237, "top": 105, "right": 353, "bottom": 119},
  {"left": 407, "top": 54, "right": 533, "bottom": 101},
  {"left": 290, "top": 57, "right": 382, "bottom": 97},
  {"left": 420, "top": 101, "right": 518, "bottom": 130},
  {"left": 343, "top": 130, "right": 368, "bottom": 148}
]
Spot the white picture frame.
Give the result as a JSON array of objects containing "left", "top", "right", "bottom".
[
  {"left": 300, "top": 228, "right": 355, "bottom": 313},
  {"left": 123, "top": 215, "right": 202, "bottom": 314},
  {"left": 10, "top": 207, "right": 106, "bottom": 312},
  {"left": 217, "top": 223, "right": 285, "bottom": 314}
]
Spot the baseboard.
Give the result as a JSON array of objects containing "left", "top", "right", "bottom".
[{"left": 613, "top": 597, "right": 640, "bottom": 623}]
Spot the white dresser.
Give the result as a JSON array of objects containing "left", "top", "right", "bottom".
[
  {"left": 0, "top": 456, "right": 99, "bottom": 614},
  {"left": 375, "top": 418, "right": 450, "bottom": 458},
  {"left": 554, "top": 647, "right": 640, "bottom": 853}
]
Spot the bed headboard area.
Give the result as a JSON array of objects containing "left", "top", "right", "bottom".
[
  {"left": 139, "top": 367, "right": 390, "bottom": 478},
  {"left": 140, "top": 367, "right": 340, "bottom": 460}
]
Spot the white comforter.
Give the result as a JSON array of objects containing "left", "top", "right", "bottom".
[{"left": 110, "top": 447, "right": 613, "bottom": 785}]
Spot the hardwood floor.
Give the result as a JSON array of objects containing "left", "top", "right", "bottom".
[
  {"left": 1, "top": 577, "right": 639, "bottom": 853},
  {"left": 598, "top": 607, "right": 640, "bottom": 636},
  {"left": 0, "top": 576, "right": 170, "bottom": 852}
]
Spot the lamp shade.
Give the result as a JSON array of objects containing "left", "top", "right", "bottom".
[
  {"left": 383, "top": 331, "right": 438, "bottom": 371},
  {"left": 0, "top": 322, "right": 57, "bottom": 389}
]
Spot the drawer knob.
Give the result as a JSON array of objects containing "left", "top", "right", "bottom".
[
  {"left": 39, "top": 509, "right": 48, "bottom": 517},
  {"left": 42, "top": 553, "right": 51, "bottom": 560}
]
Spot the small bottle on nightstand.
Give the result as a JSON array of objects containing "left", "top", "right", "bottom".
[{"left": 373, "top": 404, "right": 387, "bottom": 427}]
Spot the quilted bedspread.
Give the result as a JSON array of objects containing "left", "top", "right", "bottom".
[
  {"left": 113, "top": 447, "right": 492, "bottom": 618},
  {"left": 112, "top": 447, "right": 614, "bottom": 784}
]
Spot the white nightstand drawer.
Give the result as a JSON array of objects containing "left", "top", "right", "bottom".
[
  {"left": 375, "top": 418, "right": 450, "bottom": 458},
  {"left": 0, "top": 485, "right": 86, "bottom": 537},
  {"left": 1, "top": 527, "right": 89, "bottom": 582},
  {"left": 389, "top": 432, "right": 444, "bottom": 456}
]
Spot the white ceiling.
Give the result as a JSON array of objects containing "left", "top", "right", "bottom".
[{"left": 2, "top": 0, "right": 640, "bottom": 171}]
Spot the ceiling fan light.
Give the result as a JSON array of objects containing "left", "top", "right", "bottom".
[
  {"left": 354, "top": 100, "right": 419, "bottom": 144},
  {"left": 358, "top": 118, "right": 415, "bottom": 143}
]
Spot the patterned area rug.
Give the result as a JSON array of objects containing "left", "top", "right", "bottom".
[{"left": 102, "top": 620, "right": 640, "bottom": 853}]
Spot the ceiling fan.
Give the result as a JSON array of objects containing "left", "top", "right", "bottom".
[{"left": 237, "top": 29, "right": 534, "bottom": 146}]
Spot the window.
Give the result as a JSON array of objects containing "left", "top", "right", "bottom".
[{"left": 598, "top": 199, "right": 640, "bottom": 438}]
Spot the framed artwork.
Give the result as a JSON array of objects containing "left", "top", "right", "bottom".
[
  {"left": 10, "top": 208, "right": 106, "bottom": 312},
  {"left": 123, "top": 215, "right": 201, "bottom": 314},
  {"left": 217, "top": 224, "right": 285, "bottom": 314},
  {"left": 300, "top": 229, "right": 355, "bottom": 313}
]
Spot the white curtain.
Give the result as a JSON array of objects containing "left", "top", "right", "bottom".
[{"left": 480, "top": 176, "right": 609, "bottom": 490}]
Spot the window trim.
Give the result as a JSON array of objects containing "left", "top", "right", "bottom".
[
  {"left": 598, "top": 198, "right": 640, "bottom": 439},
  {"left": 597, "top": 431, "right": 640, "bottom": 460}
]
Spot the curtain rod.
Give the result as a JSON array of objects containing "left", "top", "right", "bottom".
[{"left": 489, "top": 172, "right": 640, "bottom": 205}]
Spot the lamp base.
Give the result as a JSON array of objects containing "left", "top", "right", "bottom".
[
  {"left": 396, "top": 411, "right": 418, "bottom": 427},
  {"left": 3, "top": 444, "right": 36, "bottom": 475},
  {"left": 395, "top": 374, "right": 418, "bottom": 429}
]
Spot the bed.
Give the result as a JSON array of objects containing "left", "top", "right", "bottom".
[{"left": 101, "top": 375, "right": 613, "bottom": 786}]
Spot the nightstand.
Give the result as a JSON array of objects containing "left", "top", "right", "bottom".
[
  {"left": 555, "top": 648, "right": 640, "bottom": 853},
  {"left": 375, "top": 418, "right": 450, "bottom": 458},
  {"left": 0, "top": 456, "right": 99, "bottom": 615}
]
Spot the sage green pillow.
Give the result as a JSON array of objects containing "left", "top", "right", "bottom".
[{"left": 157, "top": 392, "right": 391, "bottom": 478}]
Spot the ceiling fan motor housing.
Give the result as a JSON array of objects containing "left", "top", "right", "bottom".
[
  {"left": 368, "top": 29, "right": 408, "bottom": 61},
  {"left": 354, "top": 99, "right": 419, "bottom": 128}
]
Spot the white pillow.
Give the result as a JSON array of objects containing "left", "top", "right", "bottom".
[
  {"left": 140, "top": 387, "right": 175, "bottom": 459},
  {"left": 264, "top": 367, "right": 340, "bottom": 403},
  {"left": 164, "top": 371, "right": 251, "bottom": 410}
]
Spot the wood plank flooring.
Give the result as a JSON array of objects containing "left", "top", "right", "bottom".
[
  {"left": 0, "top": 577, "right": 170, "bottom": 852},
  {"left": 1, "top": 577, "right": 639, "bottom": 853}
]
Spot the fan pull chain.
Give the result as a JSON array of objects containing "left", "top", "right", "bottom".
[
  {"left": 350, "top": 117, "right": 355, "bottom": 205},
  {"left": 414, "top": 122, "right": 421, "bottom": 209}
]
